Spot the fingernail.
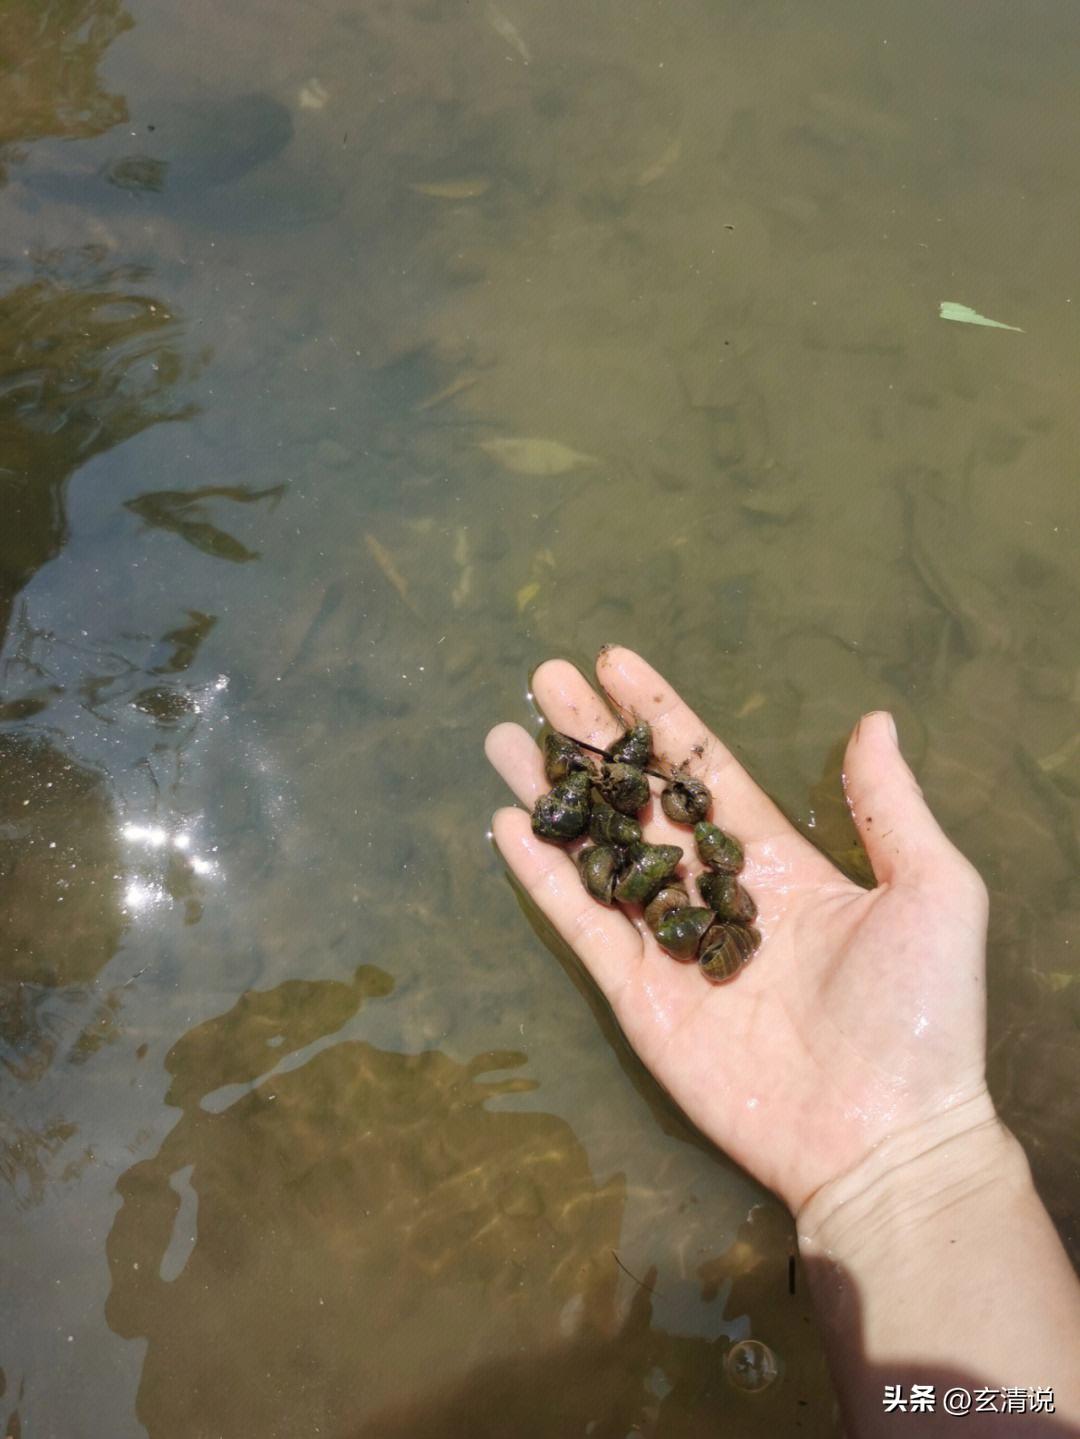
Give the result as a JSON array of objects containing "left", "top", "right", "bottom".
[{"left": 863, "top": 710, "right": 898, "bottom": 744}]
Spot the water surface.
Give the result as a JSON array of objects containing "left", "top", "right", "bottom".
[{"left": 2, "top": 1, "right": 1079, "bottom": 1434}]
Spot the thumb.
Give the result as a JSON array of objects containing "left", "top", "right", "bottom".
[{"left": 842, "top": 711, "right": 960, "bottom": 887}]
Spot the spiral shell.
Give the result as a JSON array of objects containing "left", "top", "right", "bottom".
[
  {"left": 653, "top": 906, "right": 714, "bottom": 960},
  {"left": 531, "top": 770, "right": 591, "bottom": 841},
  {"left": 599, "top": 762, "right": 650, "bottom": 816},
  {"left": 613, "top": 842, "right": 684, "bottom": 904},
  {"left": 643, "top": 885, "right": 690, "bottom": 932},
  {"left": 588, "top": 798, "right": 642, "bottom": 848},
  {"left": 660, "top": 775, "right": 711, "bottom": 824},
  {"left": 576, "top": 844, "right": 622, "bottom": 904},
  {"left": 609, "top": 722, "right": 652, "bottom": 769},
  {"left": 698, "top": 921, "right": 760, "bottom": 981},
  {"left": 724, "top": 1339, "right": 779, "bottom": 1392},
  {"left": 543, "top": 731, "right": 595, "bottom": 784},
  {"left": 698, "top": 871, "right": 757, "bottom": 923},
  {"left": 693, "top": 820, "right": 745, "bottom": 875}
]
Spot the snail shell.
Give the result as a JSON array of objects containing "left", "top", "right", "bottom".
[
  {"left": 643, "top": 885, "right": 690, "bottom": 932},
  {"left": 609, "top": 722, "right": 652, "bottom": 769},
  {"left": 599, "top": 762, "right": 650, "bottom": 816},
  {"left": 660, "top": 775, "right": 711, "bottom": 824},
  {"left": 698, "top": 921, "right": 761, "bottom": 981},
  {"left": 543, "top": 731, "right": 596, "bottom": 784},
  {"left": 588, "top": 798, "right": 642, "bottom": 848},
  {"left": 613, "top": 842, "right": 684, "bottom": 904},
  {"left": 531, "top": 770, "right": 591, "bottom": 841},
  {"left": 698, "top": 871, "right": 757, "bottom": 923},
  {"left": 576, "top": 844, "right": 622, "bottom": 905},
  {"left": 693, "top": 820, "right": 745, "bottom": 875},
  {"left": 653, "top": 906, "right": 714, "bottom": 960},
  {"left": 724, "top": 1339, "right": 779, "bottom": 1393}
]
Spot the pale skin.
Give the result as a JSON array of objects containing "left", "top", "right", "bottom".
[{"left": 486, "top": 646, "right": 1080, "bottom": 1435}]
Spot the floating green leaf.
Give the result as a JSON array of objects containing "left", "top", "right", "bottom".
[{"left": 939, "top": 301, "right": 1023, "bottom": 332}]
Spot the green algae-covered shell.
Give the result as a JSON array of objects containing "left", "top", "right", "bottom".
[
  {"left": 699, "top": 921, "right": 761, "bottom": 982},
  {"left": 599, "top": 762, "right": 651, "bottom": 816},
  {"left": 693, "top": 820, "right": 745, "bottom": 875},
  {"left": 531, "top": 771, "right": 591, "bottom": 841},
  {"left": 654, "top": 906, "right": 714, "bottom": 960},
  {"left": 588, "top": 797, "right": 643, "bottom": 848},
  {"left": 643, "top": 885, "right": 690, "bottom": 932},
  {"left": 614, "top": 842, "right": 683, "bottom": 904},
  {"left": 660, "top": 775, "right": 712, "bottom": 825},
  {"left": 609, "top": 722, "right": 652, "bottom": 769},
  {"left": 543, "top": 731, "right": 596, "bottom": 784},
  {"left": 576, "top": 844, "right": 622, "bottom": 905},
  {"left": 698, "top": 871, "right": 758, "bottom": 923}
]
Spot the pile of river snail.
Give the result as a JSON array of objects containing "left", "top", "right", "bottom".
[{"left": 532, "top": 722, "right": 761, "bottom": 982}]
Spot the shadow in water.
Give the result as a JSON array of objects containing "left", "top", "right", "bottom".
[
  {"left": 358, "top": 1251, "right": 1080, "bottom": 1439},
  {"left": 98, "top": 966, "right": 841, "bottom": 1438},
  {"left": 0, "top": 247, "right": 200, "bottom": 646}
]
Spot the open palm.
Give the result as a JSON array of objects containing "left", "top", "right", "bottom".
[{"left": 486, "top": 647, "right": 991, "bottom": 1215}]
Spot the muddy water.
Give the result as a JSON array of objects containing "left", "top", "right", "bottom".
[{"left": 1, "top": 0, "right": 1078, "bottom": 1434}]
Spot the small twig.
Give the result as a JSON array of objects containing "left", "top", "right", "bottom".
[
  {"left": 611, "top": 1249, "right": 661, "bottom": 1296},
  {"left": 559, "top": 731, "right": 612, "bottom": 760},
  {"left": 557, "top": 732, "right": 670, "bottom": 783}
]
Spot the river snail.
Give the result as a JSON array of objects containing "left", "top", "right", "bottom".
[
  {"left": 576, "top": 844, "right": 623, "bottom": 905},
  {"left": 693, "top": 820, "right": 745, "bottom": 875},
  {"left": 699, "top": 921, "right": 761, "bottom": 982},
  {"left": 697, "top": 871, "right": 758, "bottom": 923},
  {"left": 529, "top": 721, "right": 761, "bottom": 980},
  {"left": 660, "top": 773, "right": 711, "bottom": 824}
]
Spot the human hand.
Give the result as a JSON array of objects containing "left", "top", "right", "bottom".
[{"left": 485, "top": 646, "right": 994, "bottom": 1215}]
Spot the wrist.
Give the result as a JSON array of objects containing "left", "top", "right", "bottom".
[
  {"left": 795, "top": 1090, "right": 1023, "bottom": 1262},
  {"left": 793, "top": 1092, "right": 1080, "bottom": 1433}
]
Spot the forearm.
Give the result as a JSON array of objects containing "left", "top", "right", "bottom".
[{"left": 797, "top": 1098, "right": 1080, "bottom": 1436}]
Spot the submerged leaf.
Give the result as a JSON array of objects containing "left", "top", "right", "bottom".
[
  {"left": 365, "top": 533, "right": 421, "bottom": 616},
  {"left": 409, "top": 179, "right": 491, "bottom": 200},
  {"left": 479, "top": 437, "right": 598, "bottom": 476},
  {"left": 486, "top": 2, "right": 531, "bottom": 62},
  {"left": 939, "top": 301, "right": 1023, "bottom": 332},
  {"left": 637, "top": 137, "right": 682, "bottom": 187},
  {"left": 124, "top": 485, "right": 284, "bottom": 562},
  {"left": 516, "top": 580, "right": 541, "bottom": 613},
  {"left": 1030, "top": 971, "right": 1078, "bottom": 994}
]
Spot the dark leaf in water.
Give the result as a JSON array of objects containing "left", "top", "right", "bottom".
[
  {"left": 124, "top": 484, "right": 286, "bottom": 563},
  {"left": 150, "top": 610, "right": 217, "bottom": 674}
]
